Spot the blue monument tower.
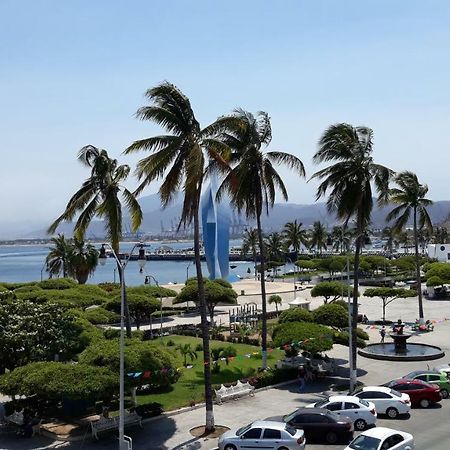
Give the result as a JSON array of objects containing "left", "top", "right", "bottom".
[{"left": 201, "top": 172, "right": 237, "bottom": 281}]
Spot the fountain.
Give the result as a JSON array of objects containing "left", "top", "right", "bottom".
[{"left": 359, "top": 321, "right": 445, "bottom": 362}]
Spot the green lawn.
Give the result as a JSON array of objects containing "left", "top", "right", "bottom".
[{"left": 136, "top": 335, "right": 284, "bottom": 411}]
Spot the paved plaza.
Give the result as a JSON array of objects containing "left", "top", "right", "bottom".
[{"left": 3, "top": 281, "right": 450, "bottom": 450}]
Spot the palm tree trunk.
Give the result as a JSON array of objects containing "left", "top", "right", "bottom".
[
  {"left": 413, "top": 207, "right": 425, "bottom": 323},
  {"left": 256, "top": 213, "right": 268, "bottom": 369},
  {"left": 253, "top": 250, "right": 258, "bottom": 280},
  {"left": 193, "top": 190, "right": 214, "bottom": 431}
]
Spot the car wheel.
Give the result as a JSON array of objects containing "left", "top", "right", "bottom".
[
  {"left": 277, "top": 447, "right": 289, "bottom": 450},
  {"left": 326, "top": 431, "right": 338, "bottom": 444},
  {"left": 440, "top": 389, "right": 449, "bottom": 399},
  {"left": 354, "top": 419, "right": 367, "bottom": 431},
  {"left": 386, "top": 407, "right": 399, "bottom": 418},
  {"left": 420, "top": 398, "right": 431, "bottom": 408},
  {"left": 224, "top": 445, "right": 237, "bottom": 450}
]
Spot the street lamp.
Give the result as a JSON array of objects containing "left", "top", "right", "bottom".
[
  {"left": 145, "top": 274, "right": 164, "bottom": 336},
  {"left": 98, "top": 242, "right": 146, "bottom": 450}
]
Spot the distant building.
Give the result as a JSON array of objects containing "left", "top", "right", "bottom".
[{"left": 427, "top": 244, "right": 450, "bottom": 262}]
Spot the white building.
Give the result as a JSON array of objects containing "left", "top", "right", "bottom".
[{"left": 427, "top": 244, "right": 450, "bottom": 262}]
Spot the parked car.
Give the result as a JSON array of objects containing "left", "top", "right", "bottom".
[
  {"left": 344, "top": 426, "right": 414, "bottom": 450},
  {"left": 306, "top": 395, "right": 377, "bottom": 430},
  {"left": 403, "top": 370, "right": 450, "bottom": 398},
  {"left": 433, "top": 363, "right": 450, "bottom": 379},
  {"left": 266, "top": 407, "right": 353, "bottom": 444},
  {"left": 384, "top": 379, "right": 441, "bottom": 408},
  {"left": 218, "top": 420, "right": 306, "bottom": 450},
  {"left": 353, "top": 386, "right": 410, "bottom": 418}
]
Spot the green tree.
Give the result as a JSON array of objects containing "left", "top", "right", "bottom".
[
  {"left": 46, "top": 234, "right": 72, "bottom": 278},
  {"left": 309, "top": 221, "right": 327, "bottom": 254},
  {"left": 364, "top": 287, "right": 417, "bottom": 322},
  {"left": 425, "top": 262, "right": 450, "bottom": 283},
  {"left": 278, "top": 308, "right": 313, "bottom": 324},
  {"left": 48, "top": 145, "right": 142, "bottom": 338},
  {"left": 124, "top": 82, "right": 228, "bottom": 431},
  {"left": 176, "top": 343, "right": 198, "bottom": 367},
  {"left": 174, "top": 278, "right": 238, "bottom": 325},
  {"left": 330, "top": 226, "right": 352, "bottom": 253},
  {"left": 216, "top": 109, "right": 305, "bottom": 369},
  {"left": 312, "top": 123, "right": 392, "bottom": 390},
  {"left": 67, "top": 238, "right": 99, "bottom": 284},
  {"left": 312, "top": 303, "right": 348, "bottom": 328},
  {"left": 242, "top": 228, "right": 259, "bottom": 280},
  {"left": 387, "top": 171, "right": 433, "bottom": 323},
  {"left": 264, "top": 232, "right": 285, "bottom": 262},
  {"left": 283, "top": 220, "right": 308, "bottom": 256},
  {"left": 310, "top": 281, "right": 349, "bottom": 304},
  {"left": 268, "top": 294, "right": 282, "bottom": 314}
]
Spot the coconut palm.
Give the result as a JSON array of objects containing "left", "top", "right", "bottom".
[
  {"left": 311, "top": 123, "right": 392, "bottom": 391},
  {"left": 217, "top": 109, "right": 305, "bottom": 369},
  {"left": 242, "top": 228, "right": 259, "bottom": 279},
  {"left": 264, "top": 232, "right": 285, "bottom": 262},
  {"left": 387, "top": 171, "right": 433, "bottom": 322},
  {"left": 176, "top": 343, "right": 198, "bottom": 367},
  {"left": 124, "top": 82, "right": 226, "bottom": 431},
  {"left": 48, "top": 146, "right": 142, "bottom": 338},
  {"left": 382, "top": 226, "right": 398, "bottom": 255},
  {"left": 67, "top": 238, "right": 99, "bottom": 284},
  {"left": 46, "top": 234, "right": 72, "bottom": 278},
  {"left": 268, "top": 294, "right": 282, "bottom": 314},
  {"left": 330, "top": 226, "right": 352, "bottom": 253},
  {"left": 309, "top": 221, "right": 328, "bottom": 254},
  {"left": 283, "top": 220, "right": 308, "bottom": 256}
]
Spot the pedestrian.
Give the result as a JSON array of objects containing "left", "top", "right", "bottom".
[
  {"left": 362, "top": 314, "right": 369, "bottom": 324},
  {"left": 298, "top": 365, "right": 306, "bottom": 392},
  {"left": 380, "top": 326, "right": 386, "bottom": 343}
]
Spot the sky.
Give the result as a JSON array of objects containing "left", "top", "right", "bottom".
[{"left": 1, "top": 0, "right": 450, "bottom": 237}]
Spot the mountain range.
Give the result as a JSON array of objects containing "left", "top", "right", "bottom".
[{"left": 10, "top": 193, "right": 450, "bottom": 240}]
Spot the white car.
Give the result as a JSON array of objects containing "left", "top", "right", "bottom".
[
  {"left": 218, "top": 420, "right": 306, "bottom": 450},
  {"left": 353, "top": 386, "right": 411, "bottom": 418},
  {"left": 307, "top": 395, "right": 377, "bottom": 431},
  {"left": 345, "top": 427, "right": 414, "bottom": 450}
]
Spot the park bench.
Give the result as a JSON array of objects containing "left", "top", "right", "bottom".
[
  {"left": 90, "top": 412, "right": 142, "bottom": 440},
  {"left": 215, "top": 380, "right": 255, "bottom": 404}
]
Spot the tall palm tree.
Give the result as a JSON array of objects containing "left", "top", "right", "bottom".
[
  {"left": 283, "top": 220, "right": 308, "bottom": 257},
  {"left": 309, "top": 221, "right": 328, "bottom": 254},
  {"left": 46, "top": 234, "right": 72, "bottom": 278},
  {"left": 68, "top": 238, "right": 99, "bottom": 284},
  {"left": 217, "top": 109, "right": 305, "bottom": 369},
  {"left": 48, "top": 146, "right": 142, "bottom": 337},
  {"left": 330, "top": 225, "right": 352, "bottom": 253},
  {"left": 242, "top": 228, "right": 259, "bottom": 279},
  {"left": 311, "top": 123, "right": 392, "bottom": 391},
  {"left": 124, "top": 82, "right": 226, "bottom": 431},
  {"left": 382, "top": 226, "right": 398, "bottom": 256},
  {"left": 433, "top": 226, "right": 449, "bottom": 244},
  {"left": 264, "top": 232, "right": 285, "bottom": 262},
  {"left": 386, "top": 171, "right": 433, "bottom": 323}
]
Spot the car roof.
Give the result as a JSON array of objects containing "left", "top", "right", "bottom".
[
  {"left": 406, "top": 370, "right": 440, "bottom": 377},
  {"left": 251, "top": 420, "right": 288, "bottom": 430},
  {"left": 361, "top": 386, "right": 391, "bottom": 393},
  {"left": 361, "top": 427, "right": 411, "bottom": 439},
  {"left": 294, "top": 407, "right": 330, "bottom": 414},
  {"left": 327, "top": 395, "right": 360, "bottom": 402}
]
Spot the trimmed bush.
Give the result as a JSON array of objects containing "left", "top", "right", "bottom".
[
  {"left": 312, "top": 303, "right": 348, "bottom": 328},
  {"left": 127, "top": 285, "right": 177, "bottom": 298},
  {"left": 333, "top": 330, "right": 367, "bottom": 348},
  {"left": 83, "top": 307, "right": 119, "bottom": 325},
  {"left": 278, "top": 308, "right": 313, "bottom": 324},
  {"left": 38, "top": 278, "right": 77, "bottom": 290}
]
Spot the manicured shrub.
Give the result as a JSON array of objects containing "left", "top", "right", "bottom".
[
  {"left": 83, "top": 307, "right": 119, "bottom": 325},
  {"left": 312, "top": 303, "right": 348, "bottom": 328},
  {"left": 333, "top": 330, "right": 367, "bottom": 348},
  {"left": 278, "top": 308, "right": 313, "bottom": 324},
  {"left": 333, "top": 299, "right": 348, "bottom": 310},
  {"left": 38, "top": 278, "right": 77, "bottom": 290},
  {"left": 244, "top": 367, "right": 298, "bottom": 389},
  {"left": 426, "top": 276, "right": 444, "bottom": 287},
  {"left": 127, "top": 285, "right": 177, "bottom": 298}
]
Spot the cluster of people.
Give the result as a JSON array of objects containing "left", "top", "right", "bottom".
[{"left": 16, "top": 409, "right": 40, "bottom": 438}]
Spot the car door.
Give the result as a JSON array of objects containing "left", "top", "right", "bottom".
[
  {"left": 325, "top": 401, "right": 343, "bottom": 416},
  {"left": 342, "top": 401, "right": 362, "bottom": 422},
  {"left": 380, "top": 433, "right": 407, "bottom": 449},
  {"left": 356, "top": 391, "right": 386, "bottom": 413},
  {"left": 261, "top": 428, "right": 282, "bottom": 449},
  {"left": 240, "top": 427, "right": 262, "bottom": 449},
  {"left": 427, "top": 373, "right": 442, "bottom": 387}
]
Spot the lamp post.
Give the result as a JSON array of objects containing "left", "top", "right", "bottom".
[
  {"left": 40, "top": 261, "right": 48, "bottom": 282},
  {"left": 98, "top": 242, "right": 146, "bottom": 450},
  {"left": 286, "top": 257, "right": 297, "bottom": 299}
]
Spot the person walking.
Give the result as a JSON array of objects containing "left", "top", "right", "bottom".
[
  {"left": 298, "top": 365, "right": 306, "bottom": 392},
  {"left": 380, "top": 326, "right": 386, "bottom": 343}
]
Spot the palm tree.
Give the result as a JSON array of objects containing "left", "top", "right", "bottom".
[
  {"left": 309, "top": 221, "right": 328, "bottom": 254},
  {"left": 46, "top": 234, "right": 72, "bottom": 278},
  {"left": 433, "top": 226, "right": 449, "bottom": 244},
  {"left": 268, "top": 294, "right": 282, "bottom": 314},
  {"left": 48, "top": 146, "right": 142, "bottom": 338},
  {"left": 176, "top": 343, "right": 198, "bottom": 367},
  {"left": 283, "top": 220, "right": 308, "bottom": 257},
  {"left": 330, "top": 226, "right": 352, "bottom": 253},
  {"left": 124, "top": 82, "right": 226, "bottom": 431},
  {"left": 242, "top": 228, "right": 259, "bottom": 280},
  {"left": 311, "top": 123, "right": 392, "bottom": 391},
  {"left": 387, "top": 171, "right": 433, "bottom": 323},
  {"left": 264, "top": 232, "right": 285, "bottom": 263},
  {"left": 217, "top": 109, "right": 305, "bottom": 369},
  {"left": 382, "top": 226, "right": 398, "bottom": 256},
  {"left": 67, "top": 238, "right": 99, "bottom": 284}
]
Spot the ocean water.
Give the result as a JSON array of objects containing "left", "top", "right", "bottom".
[{"left": 0, "top": 240, "right": 262, "bottom": 286}]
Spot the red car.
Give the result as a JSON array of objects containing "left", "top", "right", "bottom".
[{"left": 385, "top": 378, "right": 441, "bottom": 408}]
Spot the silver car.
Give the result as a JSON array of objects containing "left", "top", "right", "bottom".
[{"left": 218, "top": 420, "right": 306, "bottom": 450}]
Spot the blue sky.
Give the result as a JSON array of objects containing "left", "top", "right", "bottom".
[{"left": 1, "top": 1, "right": 450, "bottom": 236}]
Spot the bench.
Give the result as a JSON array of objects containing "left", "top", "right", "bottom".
[
  {"left": 90, "top": 412, "right": 142, "bottom": 440},
  {"left": 215, "top": 380, "right": 255, "bottom": 404}
]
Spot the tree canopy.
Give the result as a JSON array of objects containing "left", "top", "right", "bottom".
[
  {"left": 364, "top": 287, "right": 416, "bottom": 322},
  {"left": 310, "top": 281, "right": 349, "bottom": 304}
]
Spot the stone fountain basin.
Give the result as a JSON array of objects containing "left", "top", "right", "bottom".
[{"left": 359, "top": 342, "right": 445, "bottom": 362}]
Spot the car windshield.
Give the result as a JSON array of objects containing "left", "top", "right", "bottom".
[
  {"left": 359, "top": 399, "right": 370, "bottom": 407},
  {"left": 390, "top": 389, "right": 401, "bottom": 398},
  {"left": 236, "top": 424, "right": 252, "bottom": 436},
  {"left": 283, "top": 411, "right": 298, "bottom": 422},
  {"left": 349, "top": 435, "right": 381, "bottom": 450},
  {"left": 314, "top": 399, "right": 329, "bottom": 407},
  {"left": 285, "top": 425, "right": 297, "bottom": 436}
]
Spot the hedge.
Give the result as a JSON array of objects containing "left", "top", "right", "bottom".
[
  {"left": 312, "top": 303, "right": 348, "bottom": 328},
  {"left": 278, "top": 308, "right": 313, "bottom": 324}
]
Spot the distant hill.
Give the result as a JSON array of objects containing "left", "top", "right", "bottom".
[{"left": 13, "top": 194, "right": 450, "bottom": 239}]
